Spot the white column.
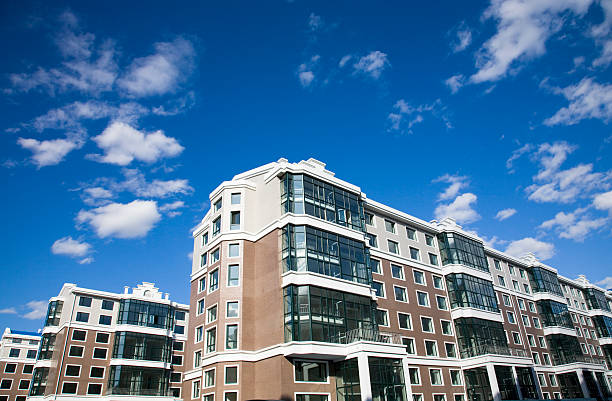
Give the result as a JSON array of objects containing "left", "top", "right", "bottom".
[
  {"left": 577, "top": 369, "right": 591, "bottom": 398},
  {"left": 401, "top": 357, "right": 413, "bottom": 401},
  {"left": 357, "top": 354, "right": 373, "bottom": 401},
  {"left": 486, "top": 364, "right": 502, "bottom": 401},
  {"left": 511, "top": 366, "right": 523, "bottom": 400}
]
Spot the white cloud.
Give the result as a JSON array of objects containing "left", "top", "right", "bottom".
[
  {"left": 594, "top": 190, "right": 612, "bottom": 213},
  {"left": 299, "top": 70, "right": 315, "bottom": 87},
  {"left": 118, "top": 37, "right": 196, "bottom": 97},
  {"left": 445, "top": 74, "right": 465, "bottom": 94},
  {"left": 338, "top": 55, "right": 352, "bottom": 68},
  {"left": 596, "top": 276, "right": 612, "bottom": 289},
  {"left": 296, "top": 55, "right": 320, "bottom": 88},
  {"left": 17, "top": 138, "right": 79, "bottom": 167},
  {"left": 434, "top": 193, "right": 481, "bottom": 224},
  {"left": 51, "top": 236, "right": 92, "bottom": 257},
  {"left": 23, "top": 300, "right": 49, "bottom": 320},
  {"left": 387, "top": 99, "right": 451, "bottom": 135},
  {"left": 470, "top": 0, "right": 593, "bottom": 83},
  {"left": 539, "top": 208, "right": 608, "bottom": 241},
  {"left": 544, "top": 78, "right": 612, "bottom": 126},
  {"left": 505, "top": 237, "right": 555, "bottom": 260},
  {"left": 432, "top": 174, "right": 469, "bottom": 201},
  {"left": 82, "top": 187, "right": 113, "bottom": 205},
  {"left": 452, "top": 26, "right": 472, "bottom": 52},
  {"left": 90, "top": 122, "right": 184, "bottom": 166},
  {"left": 151, "top": 91, "right": 195, "bottom": 116},
  {"left": 116, "top": 168, "right": 193, "bottom": 198},
  {"left": 77, "top": 200, "right": 161, "bottom": 239},
  {"left": 353, "top": 51, "right": 390, "bottom": 80},
  {"left": 308, "top": 13, "right": 323, "bottom": 32},
  {"left": 495, "top": 208, "right": 517, "bottom": 220},
  {"left": 506, "top": 143, "right": 533, "bottom": 173},
  {"left": 160, "top": 200, "right": 185, "bottom": 217},
  {"left": 79, "top": 257, "right": 94, "bottom": 264},
  {"left": 0, "top": 308, "right": 17, "bottom": 315}
]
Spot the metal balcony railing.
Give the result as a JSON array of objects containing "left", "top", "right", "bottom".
[
  {"left": 551, "top": 354, "right": 601, "bottom": 366},
  {"left": 330, "top": 328, "right": 402, "bottom": 345},
  {"left": 106, "top": 388, "right": 170, "bottom": 396},
  {"left": 460, "top": 344, "right": 527, "bottom": 358}
]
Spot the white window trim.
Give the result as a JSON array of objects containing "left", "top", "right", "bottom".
[
  {"left": 401, "top": 336, "right": 416, "bottom": 355},
  {"left": 372, "top": 281, "right": 386, "bottom": 299},
  {"left": 223, "top": 390, "right": 240, "bottom": 401},
  {"left": 429, "top": 368, "right": 444, "bottom": 386},
  {"left": 377, "top": 308, "right": 390, "bottom": 328},
  {"left": 441, "top": 319, "right": 453, "bottom": 336},
  {"left": 444, "top": 342, "right": 458, "bottom": 358},
  {"left": 449, "top": 369, "right": 463, "bottom": 386},
  {"left": 61, "top": 381, "right": 79, "bottom": 395},
  {"left": 71, "top": 329, "right": 87, "bottom": 342},
  {"left": 227, "top": 264, "right": 241, "bottom": 287},
  {"left": 436, "top": 295, "right": 448, "bottom": 311},
  {"left": 225, "top": 323, "right": 239, "bottom": 351},
  {"left": 432, "top": 275, "right": 444, "bottom": 290},
  {"left": 226, "top": 300, "right": 240, "bottom": 319},
  {"left": 424, "top": 339, "right": 439, "bottom": 357},
  {"left": 207, "top": 303, "right": 219, "bottom": 324},
  {"left": 413, "top": 270, "right": 427, "bottom": 286},
  {"left": 416, "top": 290, "right": 430, "bottom": 307},
  {"left": 396, "top": 312, "right": 413, "bottom": 331},
  {"left": 203, "top": 367, "right": 216, "bottom": 389},
  {"left": 393, "top": 285, "right": 408, "bottom": 303},
  {"left": 68, "top": 345, "right": 85, "bottom": 358},
  {"left": 421, "top": 316, "right": 435, "bottom": 334},
  {"left": 64, "top": 364, "right": 81, "bottom": 377},
  {"left": 390, "top": 264, "right": 404, "bottom": 280},
  {"left": 227, "top": 242, "right": 241, "bottom": 259}
]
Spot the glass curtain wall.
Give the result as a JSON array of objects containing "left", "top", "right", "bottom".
[
  {"left": 546, "top": 334, "right": 584, "bottom": 365},
  {"left": 464, "top": 367, "right": 493, "bottom": 401},
  {"left": 446, "top": 274, "right": 499, "bottom": 312},
  {"left": 38, "top": 333, "right": 56, "bottom": 360},
  {"left": 527, "top": 267, "right": 563, "bottom": 297},
  {"left": 29, "top": 367, "right": 49, "bottom": 396},
  {"left": 558, "top": 372, "right": 584, "bottom": 398},
  {"left": 436, "top": 232, "right": 489, "bottom": 272},
  {"left": 369, "top": 357, "right": 406, "bottom": 401},
  {"left": 593, "top": 315, "right": 612, "bottom": 338},
  {"left": 515, "top": 367, "right": 538, "bottom": 399},
  {"left": 117, "top": 300, "right": 174, "bottom": 330},
  {"left": 281, "top": 173, "right": 365, "bottom": 232},
  {"left": 107, "top": 366, "right": 170, "bottom": 396},
  {"left": 283, "top": 285, "right": 376, "bottom": 343},
  {"left": 45, "top": 301, "right": 63, "bottom": 326},
  {"left": 494, "top": 366, "right": 519, "bottom": 400},
  {"left": 282, "top": 225, "right": 371, "bottom": 285},
  {"left": 454, "top": 318, "right": 508, "bottom": 357},
  {"left": 586, "top": 288, "right": 611, "bottom": 311},
  {"left": 112, "top": 332, "right": 172, "bottom": 362},
  {"left": 536, "top": 300, "right": 573, "bottom": 328},
  {"left": 335, "top": 359, "right": 361, "bottom": 401}
]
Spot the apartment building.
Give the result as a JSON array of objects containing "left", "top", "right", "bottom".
[
  {"left": 186, "top": 158, "right": 612, "bottom": 401},
  {"left": 0, "top": 328, "right": 40, "bottom": 401},
  {"left": 27, "top": 282, "right": 188, "bottom": 400}
]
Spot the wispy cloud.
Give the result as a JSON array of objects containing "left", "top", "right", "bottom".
[
  {"left": 387, "top": 99, "right": 451, "bottom": 135},
  {"left": 23, "top": 301, "right": 48, "bottom": 320},
  {"left": 544, "top": 78, "right": 612, "bottom": 126},
  {"left": 352, "top": 51, "right": 390, "bottom": 80},
  {"left": 495, "top": 208, "right": 517, "bottom": 221},
  {"left": 451, "top": 24, "right": 472, "bottom": 53}
]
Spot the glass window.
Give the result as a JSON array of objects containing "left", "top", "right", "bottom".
[
  {"left": 413, "top": 270, "right": 425, "bottom": 285},
  {"left": 446, "top": 273, "right": 499, "bottom": 312},
  {"left": 96, "top": 333, "right": 109, "bottom": 343},
  {"left": 65, "top": 365, "right": 80, "bottom": 377},
  {"left": 206, "top": 328, "right": 216, "bottom": 353},
  {"left": 406, "top": 227, "right": 417, "bottom": 240},
  {"left": 214, "top": 198, "right": 222, "bottom": 211},
  {"left": 429, "top": 253, "right": 439, "bottom": 265},
  {"left": 421, "top": 317, "right": 434, "bottom": 332},
  {"left": 527, "top": 267, "right": 563, "bottom": 297},
  {"left": 194, "top": 351, "right": 202, "bottom": 368},
  {"left": 366, "top": 233, "right": 378, "bottom": 247},
  {"left": 409, "top": 368, "right": 420, "bottom": 384},
  {"left": 410, "top": 247, "right": 420, "bottom": 260},
  {"left": 93, "top": 348, "right": 107, "bottom": 359},
  {"left": 117, "top": 299, "right": 174, "bottom": 329},
  {"left": 430, "top": 369, "right": 443, "bottom": 385},
  {"left": 207, "top": 305, "right": 218, "bottom": 323},
  {"left": 402, "top": 338, "right": 415, "bottom": 354},
  {"left": 377, "top": 309, "right": 389, "bottom": 326},
  {"left": 394, "top": 287, "right": 407, "bottom": 302},
  {"left": 433, "top": 275, "right": 443, "bottom": 289},
  {"left": 225, "top": 366, "right": 239, "bottom": 384},
  {"left": 227, "top": 265, "right": 240, "bottom": 286},
  {"left": 202, "top": 232, "right": 208, "bottom": 245},
  {"left": 199, "top": 277, "right": 206, "bottom": 293},
  {"left": 398, "top": 313, "right": 412, "bottom": 329},
  {"left": 388, "top": 240, "right": 399, "bottom": 254},
  {"left": 192, "top": 380, "right": 201, "bottom": 398},
  {"left": 79, "top": 296, "right": 92, "bottom": 307},
  {"left": 69, "top": 346, "right": 84, "bottom": 357},
  {"left": 425, "top": 234, "right": 434, "bottom": 246},
  {"left": 72, "top": 329, "right": 86, "bottom": 341},
  {"left": 417, "top": 291, "right": 429, "bottom": 307},
  {"left": 441, "top": 320, "right": 453, "bottom": 335},
  {"left": 425, "top": 340, "right": 438, "bottom": 356},
  {"left": 507, "top": 311, "right": 516, "bottom": 324},
  {"left": 227, "top": 301, "right": 239, "bottom": 318},
  {"left": 436, "top": 296, "right": 448, "bottom": 310},
  {"left": 537, "top": 300, "right": 573, "bottom": 328},
  {"left": 391, "top": 264, "right": 403, "bottom": 279},
  {"left": 454, "top": 318, "right": 507, "bottom": 358},
  {"left": 365, "top": 213, "right": 374, "bottom": 226},
  {"left": 209, "top": 269, "right": 219, "bottom": 292},
  {"left": 204, "top": 369, "right": 215, "bottom": 387},
  {"left": 230, "top": 211, "right": 240, "bottom": 230},
  {"left": 371, "top": 259, "right": 381, "bottom": 274},
  {"left": 384, "top": 220, "right": 396, "bottom": 233},
  {"left": 372, "top": 281, "right": 385, "bottom": 298},
  {"left": 228, "top": 243, "right": 239, "bottom": 257},
  {"left": 99, "top": 315, "right": 112, "bottom": 325},
  {"left": 231, "top": 193, "right": 241, "bottom": 205},
  {"left": 75, "top": 312, "right": 89, "bottom": 322},
  {"left": 101, "top": 300, "right": 114, "bottom": 310},
  {"left": 62, "top": 382, "right": 77, "bottom": 394},
  {"left": 294, "top": 361, "right": 327, "bottom": 382},
  {"left": 226, "top": 325, "right": 238, "bottom": 349},
  {"left": 212, "top": 217, "right": 221, "bottom": 236}
]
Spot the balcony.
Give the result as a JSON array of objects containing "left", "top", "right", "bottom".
[
  {"left": 551, "top": 353, "right": 602, "bottom": 366},
  {"left": 106, "top": 388, "right": 170, "bottom": 396},
  {"left": 330, "top": 328, "right": 402, "bottom": 345},
  {"left": 460, "top": 344, "right": 527, "bottom": 359}
]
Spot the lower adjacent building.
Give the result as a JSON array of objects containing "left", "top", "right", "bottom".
[{"left": 0, "top": 329, "right": 40, "bottom": 401}]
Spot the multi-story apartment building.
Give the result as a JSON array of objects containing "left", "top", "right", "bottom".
[
  {"left": 27, "top": 282, "right": 188, "bottom": 400},
  {"left": 185, "top": 158, "right": 612, "bottom": 401},
  {"left": 0, "top": 328, "right": 40, "bottom": 401}
]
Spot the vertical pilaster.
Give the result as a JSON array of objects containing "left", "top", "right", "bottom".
[
  {"left": 530, "top": 368, "right": 543, "bottom": 399},
  {"left": 511, "top": 366, "right": 523, "bottom": 400},
  {"left": 577, "top": 369, "right": 591, "bottom": 398},
  {"left": 401, "top": 357, "right": 413, "bottom": 401},
  {"left": 486, "top": 364, "right": 502, "bottom": 401},
  {"left": 357, "top": 354, "right": 373, "bottom": 401}
]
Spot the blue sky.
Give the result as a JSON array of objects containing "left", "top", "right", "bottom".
[{"left": 2, "top": 0, "right": 612, "bottom": 331}]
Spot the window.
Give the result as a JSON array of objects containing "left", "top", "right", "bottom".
[
  {"left": 446, "top": 273, "right": 499, "bottom": 312},
  {"left": 365, "top": 213, "right": 374, "bottom": 226},
  {"left": 508, "top": 265, "right": 515, "bottom": 275},
  {"left": 214, "top": 198, "right": 222, "bottom": 211},
  {"left": 410, "top": 247, "right": 420, "bottom": 260},
  {"left": 173, "top": 342, "right": 184, "bottom": 351},
  {"left": 212, "top": 217, "right": 221, "bottom": 236},
  {"left": 228, "top": 265, "right": 240, "bottom": 286},
  {"left": 437, "top": 232, "right": 488, "bottom": 271},
  {"left": 434, "top": 396, "right": 446, "bottom": 401},
  {"left": 230, "top": 211, "right": 240, "bottom": 230},
  {"left": 202, "top": 232, "right": 208, "bottom": 245},
  {"left": 429, "top": 253, "right": 439, "bottom": 265},
  {"left": 96, "top": 333, "right": 109, "bottom": 343},
  {"left": 194, "top": 351, "right": 202, "bottom": 368},
  {"left": 398, "top": 313, "right": 412, "bottom": 329},
  {"left": 62, "top": 382, "right": 77, "bottom": 394},
  {"left": 226, "top": 325, "right": 238, "bottom": 349},
  {"left": 506, "top": 311, "right": 516, "bottom": 324},
  {"left": 441, "top": 320, "right": 453, "bottom": 335},
  {"left": 210, "top": 248, "right": 220, "bottom": 264},
  {"left": 406, "top": 227, "right": 417, "bottom": 240},
  {"left": 76, "top": 311, "right": 89, "bottom": 322},
  {"left": 520, "top": 269, "right": 526, "bottom": 279},
  {"left": 69, "top": 346, "right": 84, "bottom": 357},
  {"left": 421, "top": 317, "right": 434, "bottom": 333},
  {"left": 521, "top": 315, "right": 530, "bottom": 327},
  {"left": 417, "top": 291, "right": 430, "bottom": 307},
  {"left": 207, "top": 305, "right": 218, "bottom": 323},
  {"left": 527, "top": 335, "right": 535, "bottom": 346},
  {"left": 549, "top": 374, "right": 558, "bottom": 386},
  {"left": 502, "top": 294, "right": 511, "bottom": 306},
  {"left": 543, "top": 353, "right": 551, "bottom": 365},
  {"left": 175, "top": 325, "right": 185, "bottom": 335},
  {"left": 228, "top": 243, "right": 239, "bottom": 257},
  {"left": 425, "top": 340, "right": 438, "bottom": 356},
  {"left": 206, "top": 328, "right": 217, "bottom": 353},
  {"left": 388, "top": 240, "right": 399, "bottom": 254},
  {"left": 72, "top": 329, "right": 86, "bottom": 341},
  {"left": 394, "top": 286, "right": 407, "bottom": 302},
  {"left": 436, "top": 296, "right": 448, "bottom": 310},
  {"left": 294, "top": 361, "right": 327, "bottom": 382},
  {"left": 430, "top": 369, "right": 443, "bottom": 385},
  {"left": 371, "top": 259, "right": 381, "bottom": 274},
  {"left": 518, "top": 299, "right": 525, "bottom": 310},
  {"left": 192, "top": 380, "right": 201, "bottom": 399},
  {"left": 538, "top": 374, "right": 546, "bottom": 386},
  {"left": 409, "top": 368, "right": 420, "bottom": 384},
  {"left": 413, "top": 270, "right": 425, "bottom": 285},
  {"left": 87, "top": 384, "right": 102, "bottom": 395},
  {"left": 0, "top": 379, "right": 11, "bottom": 390},
  {"left": 227, "top": 301, "right": 239, "bottom": 318},
  {"left": 402, "top": 338, "right": 415, "bottom": 354},
  {"left": 433, "top": 275, "right": 444, "bottom": 289},
  {"left": 93, "top": 348, "right": 107, "bottom": 359},
  {"left": 198, "top": 299, "right": 205, "bottom": 315},
  {"left": 19, "top": 380, "right": 30, "bottom": 390},
  {"left": 90, "top": 367, "right": 104, "bottom": 378},
  {"left": 225, "top": 393, "right": 238, "bottom": 401},
  {"left": 533, "top": 317, "right": 541, "bottom": 328},
  {"left": 171, "top": 373, "right": 181, "bottom": 383},
  {"left": 494, "top": 260, "right": 501, "bottom": 270},
  {"left": 425, "top": 234, "right": 435, "bottom": 246},
  {"left": 498, "top": 276, "right": 506, "bottom": 287},
  {"left": 27, "top": 350, "right": 37, "bottom": 359},
  {"left": 450, "top": 370, "right": 462, "bottom": 385},
  {"left": 4, "top": 363, "right": 15, "bottom": 373},
  {"left": 376, "top": 309, "right": 389, "bottom": 326},
  {"left": 391, "top": 264, "right": 403, "bottom": 279},
  {"left": 204, "top": 369, "right": 215, "bottom": 387},
  {"left": 532, "top": 352, "right": 541, "bottom": 364},
  {"left": 99, "top": 315, "right": 112, "bottom": 325},
  {"left": 79, "top": 296, "right": 92, "bottom": 307},
  {"left": 23, "top": 364, "right": 34, "bottom": 374},
  {"left": 512, "top": 332, "right": 521, "bottom": 344},
  {"left": 225, "top": 366, "right": 239, "bottom": 384},
  {"left": 445, "top": 343, "right": 457, "bottom": 358},
  {"left": 528, "top": 302, "right": 536, "bottom": 312},
  {"left": 513, "top": 280, "right": 520, "bottom": 291},
  {"left": 209, "top": 269, "right": 219, "bottom": 292},
  {"left": 372, "top": 281, "right": 385, "bottom": 298},
  {"left": 366, "top": 233, "right": 378, "bottom": 248},
  {"left": 65, "top": 365, "right": 81, "bottom": 377},
  {"left": 385, "top": 219, "right": 396, "bottom": 233},
  {"left": 199, "top": 277, "right": 206, "bottom": 293},
  {"left": 196, "top": 326, "right": 204, "bottom": 343},
  {"left": 172, "top": 355, "right": 183, "bottom": 365},
  {"left": 231, "top": 193, "right": 241, "bottom": 204},
  {"left": 101, "top": 300, "right": 114, "bottom": 310},
  {"left": 200, "top": 253, "right": 208, "bottom": 267}
]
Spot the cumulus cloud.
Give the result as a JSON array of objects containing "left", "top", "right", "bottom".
[
  {"left": 17, "top": 138, "right": 79, "bottom": 168},
  {"left": 387, "top": 99, "right": 451, "bottom": 135},
  {"left": 433, "top": 174, "right": 469, "bottom": 201},
  {"left": 51, "top": 236, "right": 92, "bottom": 257},
  {"left": 77, "top": 200, "right": 161, "bottom": 239},
  {"left": 353, "top": 51, "right": 390, "bottom": 80},
  {"left": 539, "top": 208, "right": 608, "bottom": 241},
  {"left": 470, "top": 0, "right": 593, "bottom": 84},
  {"left": 23, "top": 300, "right": 49, "bottom": 320},
  {"left": 296, "top": 55, "right": 320, "bottom": 88},
  {"left": 596, "top": 276, "right": 612, "bottom": 290},
  {"left": 90, "top": 122, "right": 184, "bottom": 166},
  {"left": 544, "top": 78, "right": 612, "bottom": 126},
  {"left": 118, "top": 37, "right": 196, "bottom": 97},
  {"left": 115, "top": 168, "right": 193, "bottom": 198},
  {"left": 434, "top": 193, "right": 481, "bottom": 224},
  {"left": 82, "top": 187, "right": 113, "bottom": 206},
  {"left": 495, "top": 208, "right": 517, "bottom": 221},
  {"left": 505, "top": 237, "right": 555, "bottom": 260},
  {"left": 594, "top": 190, "right": 612, "bottom": 214},
  {"left": 445, "top": 74, "right": 465, "bottom": 94}
]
